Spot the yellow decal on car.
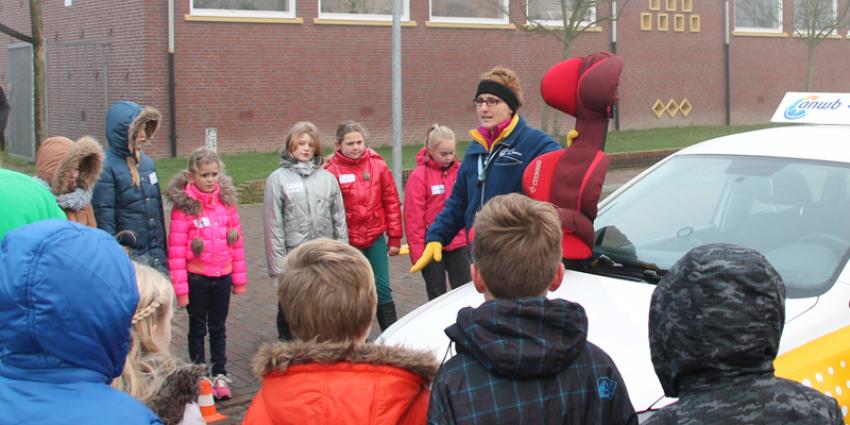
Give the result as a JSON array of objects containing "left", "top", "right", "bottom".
[{"left": 775, "top": 325, "right": 850, "bottom": 422}]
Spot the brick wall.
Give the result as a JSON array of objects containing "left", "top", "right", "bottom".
[
  {"left": 2, "top": 0, "right": 849, "bottom": 158},
  {"left": 0, "top": 0, "right": 150, "bottom": 148}
]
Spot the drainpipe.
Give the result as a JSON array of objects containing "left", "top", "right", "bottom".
[
  {"left": 168, "top": 0, "right": 177, "bottom": 157},
  {"left": 723, "top": 0, "right": 731, "bottom": 126},
  {"left": 611, "top": 0, "right": 620, "bottom": 130}
]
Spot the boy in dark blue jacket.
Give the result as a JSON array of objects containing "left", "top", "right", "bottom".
[{"left": 427, "top": 193, "right": 637, "bottom": 425}]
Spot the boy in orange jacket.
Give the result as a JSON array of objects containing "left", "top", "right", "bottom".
[{"left": 243, "top": 238, "right": 438, "bottom": 425}]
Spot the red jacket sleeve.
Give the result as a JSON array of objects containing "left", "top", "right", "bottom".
[
  {"left": 380, "top": 161, "right": 404, "bottom": 245},
  {"left": 403, "top": 166, "right": 428, "bottom": 264}
]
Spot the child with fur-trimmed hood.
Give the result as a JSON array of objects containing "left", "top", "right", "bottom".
[
  {"left": 34, "top": 135, "right": 103, "bottom": 227},
  {"left": 93, "top": 100, "right": 168, "bottom": 273},
  {"left": 243, "top": 239, "right": 437, "bottom": 425},
  {"left": 166, "top": 148, "right": 246, "bottom": 400}
]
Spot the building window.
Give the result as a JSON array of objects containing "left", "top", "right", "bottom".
[
  {"left": 674, "top": 13, "right": 685, "bottom": 31},
  {"left": 735, "top": 0, "right": 783, "bottom": 32},
  {"left": 319, "top": 0, "right": 410, "bottom": 21},
  {"left": 430, "top": 0, "right": 509, "bottom": 24},
  {"left": 190, "top": 0, "right": 295, "bottom": 18},
  {"left": 527, "top": 0, "right": 596, "bottom": 27},
  {"left": 658, "top": 13, "right": 669, "bottom": 31},
  {"left": 794, "top": 0, "right": 838, "bottom": 33}
]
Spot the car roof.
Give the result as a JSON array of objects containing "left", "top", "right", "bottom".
[{"left": 673, "top": 125, "right": 850, "bottom": 164}]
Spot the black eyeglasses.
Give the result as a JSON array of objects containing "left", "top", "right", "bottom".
[{"left": 473, "top": 97, "right": 503, "bottom": 108}]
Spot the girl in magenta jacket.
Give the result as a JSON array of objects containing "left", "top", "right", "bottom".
[
  {"left": 166, "top": 148, "right": 245, "bottom": 401},
  {"left": 404, "top": 124, "right": 470, "bottom": 301},
  {"left": 325, "top": 120, "right": 403, "bottom": 331}
]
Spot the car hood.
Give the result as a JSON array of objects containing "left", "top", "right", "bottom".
[{"left": 379, "top": 270, "right": 818, "bottom": 411}]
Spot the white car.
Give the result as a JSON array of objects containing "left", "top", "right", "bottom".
[{"left": 379, "top": 122, "right": 850, "bottom": 421}]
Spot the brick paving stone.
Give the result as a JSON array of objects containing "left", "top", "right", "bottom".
[{"left": 167, "top": 167, "right": 644, "bottom": 423}]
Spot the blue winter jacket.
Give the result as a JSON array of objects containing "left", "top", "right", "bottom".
[
  {"left": 426, "top": 115, "right": 561, "bottom": 245},
  {"left": 0, "top": 220, "right": 162, "bottom": 424},
  {"left": 93, "top": 100, "right": 168, "bottom": 272}
]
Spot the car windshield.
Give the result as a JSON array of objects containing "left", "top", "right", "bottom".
[{"left": 593, "top": 154, "right": 850, "bottom": 298}]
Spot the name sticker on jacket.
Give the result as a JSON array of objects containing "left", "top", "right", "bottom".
[
  {"left": 285, "top": 183, "right": 304, "bottom": 193},
  {"left": 339, "top": 174, "right": 356, "bottom": 184},
  {"left": 193, "top": 217, "right": 211, "bottom": 228},
  {"left": 430, "top": 184, "right": 446, "bottom": 195},
  {"left": 148, "top": 172, "right": 158, "bottom": 185}
]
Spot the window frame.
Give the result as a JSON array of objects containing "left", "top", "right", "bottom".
[
  {"left": 734, "top": 0, "right": 784, "bottom": 33},
  {"left": 429, "top": 0, "right": 510, "bottom": 25},
  {"left": 525, "top": 0, "right": 597, "bottom": 28},
  {"left": 189, "top": 0, "right": 297, "bottom": 19},
  {"left": 318, "top": 0, "right": 410, "bottom": 22}
]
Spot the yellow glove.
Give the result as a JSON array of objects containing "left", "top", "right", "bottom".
[{"left": 410, "top": 241, "right": 443, "bottom": 273}]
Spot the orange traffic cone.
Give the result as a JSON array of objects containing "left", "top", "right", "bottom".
[{"left": 198, "top": 377, "right": 228, "bottom": 423}]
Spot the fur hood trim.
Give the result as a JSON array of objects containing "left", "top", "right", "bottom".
[
  {"left": 166, "top": 172, "right": 238, "bottom": 215},
  {"left": 33, "top": 176, "right": 92, "bottom": 211},
  {"left": 148, "top": 364, "right": 205, "bottom": 425},
  {"left": 58, "top": 136, "right": 103, "bottom": 191},
  {"left": 129, "top": 106, "right": 161, "bottom": 162},
  {"left": 252, "top": 341, "right": 438, "bottom": 385},
  {"left": 35, "top": 135, "right": 104, "bottom": 193}
]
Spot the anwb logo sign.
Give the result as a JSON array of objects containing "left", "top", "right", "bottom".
[{"left": 773, "top": 93, "right": 850, "bottom": 125}]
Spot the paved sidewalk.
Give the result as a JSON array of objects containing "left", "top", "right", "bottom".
[
  {"left": 168, "top": 167, "right": 645, "bottom": 423},
  {"left": 168, "top": 206, "right": 433, "bottom": 423}
]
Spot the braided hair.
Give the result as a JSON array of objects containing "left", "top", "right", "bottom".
[{"left": 112, "top": 262, "right": 177, "bottom": 403}]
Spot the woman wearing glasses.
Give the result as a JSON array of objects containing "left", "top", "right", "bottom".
[{"left": 411, "top": 66, "right": 561, "bottom": 273}]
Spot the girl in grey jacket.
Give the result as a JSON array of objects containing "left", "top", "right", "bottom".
[{"left": 263, "top": 121, "right": 348, "bottom": 340}]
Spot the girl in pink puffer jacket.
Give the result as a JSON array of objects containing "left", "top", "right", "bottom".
[{"left": 166, "top": 148, "right": 246, "bottom": 400}]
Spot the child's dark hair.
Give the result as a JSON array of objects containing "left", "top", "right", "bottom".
[
  {"left": 186, "top": 148, "right": 222, "bottom": 174},
  {"left": 335, "top": 120, "right": 368, "bottom": 143},
  {"left": 424, "top": 124, "right": 455, "bottom": 150}
]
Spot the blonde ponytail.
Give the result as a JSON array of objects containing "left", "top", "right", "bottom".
[{"left": 127, "top": 157, "right": 141, "bottom": 186}]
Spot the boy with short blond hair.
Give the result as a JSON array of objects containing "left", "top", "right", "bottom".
[
  {"left": 427, "top": 193, "right": 637, "bottom": 425},
  {"left": 277, "top": 237, "right": 376, "bottom": 342},
  {"left": 243, "top": 238, "right": 438, "bottom": 425},
  {"left": 470, "top": 191, "right": 564, "bottom": 299}
]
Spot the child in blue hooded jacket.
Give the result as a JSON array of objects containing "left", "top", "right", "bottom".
[
  {"left": 94, "top": 100, "right": 168, "bottom": 273},
  {"left": 0, "top": 220, "right": 162, "bottom": 424}
]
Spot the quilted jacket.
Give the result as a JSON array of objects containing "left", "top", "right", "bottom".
[{"left": 325, "top": 149, "right": 402, "bottom": 249}]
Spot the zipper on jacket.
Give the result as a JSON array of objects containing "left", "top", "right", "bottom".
[
  {"left": 479, "top": 145, "right": 504, "bottom": 209},
  {"left": 302, "top": 175, "right": 315, "bottom": 238}
]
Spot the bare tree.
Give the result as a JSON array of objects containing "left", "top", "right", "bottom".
[
  {"left": 793, "top": 0, "right": 850, "bottom": 90},
  {"left": 0, "top": 0, "right": 46, "bottom": 150},
  {"left": 735, "top": 0, "right": 782, "bottom": 29},
  {"left": 30, "top": 0, "right": 46, "bottom": 147},
  {"left": 493, "top": 0, "right": 628, "bottom": 136},
  {"left": 514, "top": 0, "right": 627, "bottom": 59}
]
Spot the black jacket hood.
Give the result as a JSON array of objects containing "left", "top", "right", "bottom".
[
  {"left": 446, "top": 297, "right": 588, "bottom": 380},
  {"left": 648, "top": 243, "right": 786, "bottom": 397}
]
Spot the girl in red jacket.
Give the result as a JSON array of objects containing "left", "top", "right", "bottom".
[
  {"left": 166, "top": 148, "right": 246, "bottom": 401},
  {"left": 325, "top": 121, "right": 403, "bottom": 331},
  {"left": 404, "top": 124, "right": 470, "bottom": 301}
]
